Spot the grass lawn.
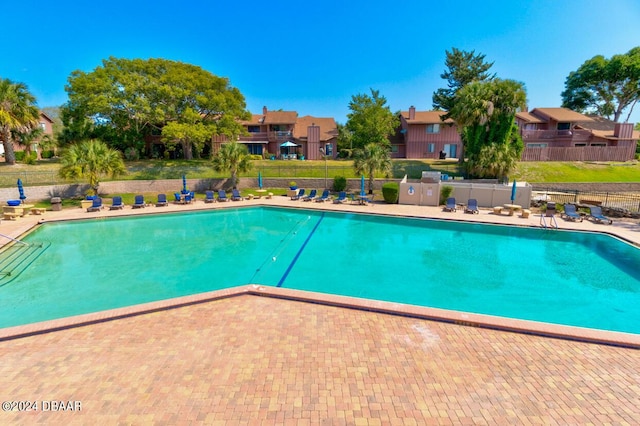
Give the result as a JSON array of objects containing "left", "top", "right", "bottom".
[{"left": 2, "top": 158, "right": 640, "bottom": 188}]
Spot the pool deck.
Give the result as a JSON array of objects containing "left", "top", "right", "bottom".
[{"left": 1, "top": 198, "right": 639, "bottom": 423}]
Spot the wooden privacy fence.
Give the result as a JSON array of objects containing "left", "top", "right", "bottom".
[{"left": 522, "top": 146, "right": 636, "bottom": 162}]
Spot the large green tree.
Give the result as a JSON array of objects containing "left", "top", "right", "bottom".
[
  {"left": 58, "top": 139, "right": 126, "bottom": 194},
  {"left": 447, "top": 79, "right": 527, "bottom": 179},
  {"left": 432, "top": 48, "right": 495, "bottom": 112},
  {"left": 561, "top": 47, "right": 640, "bottom": 122},
  {"left": 212, "top": 141, "right": 252, "bottom": 189},
  {"left": 353, "top": 143, "right": 392, "bottom": 194},
  {"left": 63, "top": 57, "right": 249, "bottom": 156},
  {"left": 345, "top": 89, "right": 399, "bottom": 150},
  {"left": 0, "top": 78, "right": 40, "bottom": 165}
]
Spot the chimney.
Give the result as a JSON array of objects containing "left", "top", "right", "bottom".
[
  {"left": 262, "top": 106, "right": 268, "bottom": 115},
  {"left": 409, "top": 106, "right": 416, "bottom": 120},
  {"left": 613, "top": 122, "right": 633, "bottom": 139}
]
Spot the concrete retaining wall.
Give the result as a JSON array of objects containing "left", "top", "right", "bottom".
[{"left": 0, "top": 178, "right": 391, "bottom": 202}]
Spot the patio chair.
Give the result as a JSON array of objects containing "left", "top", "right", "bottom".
[
  {"left": 132, "top": 195, "right": 146, "bottom": 208},
  {"left": 315, "top": 189, "right": 331, "bottom": 202},
  {"left": 587, "top": 206, "right": 613, "bottom": 224},
  {"left": 156, "top": 194, "right": 169, "bottom": 207},
  {"left": 173, "top": 193, "right": 184, "bottom": 204},
  {"left": 87, "top": 197, "right": 103, "bottom": 212},
  {"left": 291, "top": 188, "right": 305, "bottom": 200},
  {"left": 333, "top": 191, "right": 348, "bottom": 204},
  {"left": 464, "top": 199, "right": 479, "bottom": 214},
  {"left": 109, "top": 196, "right": 124, "bottom": 210},
  {"left": 302, "top": 189, "right": 317, "bottom": 202},
  {"left": 560, "top": 204, "right": 583, "bottom": 222},
  {"left": 443, "top": 197, "right": 456, "bottom": 212},
  {"left": 204, "top": 190, "right": 215, "bottom": 203},
  {"left": 217, "top": 190, "right": 229, "bottom": 202},
  {"left": 231, "top": 189, "right": 243, "bottom": 201}
]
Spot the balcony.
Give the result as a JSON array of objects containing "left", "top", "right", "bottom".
[{"left": 521, "top": 129, "right": 592, "bottom": 142}]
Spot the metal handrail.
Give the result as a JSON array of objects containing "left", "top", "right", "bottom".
[{"left": 0, "top": 233, "right": 29, "bottom": 246}]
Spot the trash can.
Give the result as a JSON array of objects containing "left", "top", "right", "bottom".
[{"left": 51, "top": 197, "right": 62, "bottom": 211}]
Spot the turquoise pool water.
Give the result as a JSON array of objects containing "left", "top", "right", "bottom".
[{"left": 1, "top": 206, "right": 639, "bottom": 334}]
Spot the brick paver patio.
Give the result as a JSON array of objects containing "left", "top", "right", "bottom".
[{"left": 1, "top": 295, "right": 639, "bottom": 424}]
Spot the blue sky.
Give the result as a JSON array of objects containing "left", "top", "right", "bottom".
[{"left": 2, "top": 0, "right": 640, "bottom": 124}]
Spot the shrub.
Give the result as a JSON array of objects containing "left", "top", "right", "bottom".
[
  {"left": 333, "top": 176, "right": 347, "bottom": 192},
  {"left": 124, "top": 147, "right": 139, "bottom": 161},
  {"left": 439, "top": 185, "right": 453, "bottom": 205},
  {"left": 15, "top": 151, "right": 25, "bottom": 161},
  {"left": 41, "top": 150, "right": 54, "bottom": 159},
  {"left": 23, "top": 153, "right": 37, "bottom": 165},
  {"left": 382, "top": 182, "right": 399, "bottom": 204},
  {"left": 249, "top": 154, "right": 262, "bottom": 160}
]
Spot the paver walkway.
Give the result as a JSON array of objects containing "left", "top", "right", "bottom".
[{"left": 1, "top": 295, "right": 639, "bottom": 424}]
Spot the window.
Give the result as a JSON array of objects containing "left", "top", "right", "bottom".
[
  {"left": 426, "top": 124, "right": 440, "bottom": 134},
  {"left": 246, "top": 144, "right": 263, "bottom": 155},
  {"left": 574, "top": 143, "right": 586, "bottom": 147},
  {"left": 390, "top": 145, "right": 398, "bottom": 153},
  {"left": 427, "top": 143, "right": 435, "bottom": 153},
  {"left": 40, "top": 122, "right": 46, "bottom": 131},
  {"left": 247, "top": 126, "right": 260, "bottom": 133},
  {"left": 557, "top": 122, "right": 571, "bottom": 130},
  {"left": 526, "top": 143, "right": 548, "bottom": 148},
  {"left": 590, "top": 143, "right": 606, "bottom": 147}
]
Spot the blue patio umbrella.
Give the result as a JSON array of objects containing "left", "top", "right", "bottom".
[
  {"left": 360, "top": 175, "right": 366, "bottom": 196},
  {"left": 258, "top": 171, "right": 263, "bottom": 189},
  {"left": 511, "top": 179, "right": 517, "bottom": 202},
  {"left": 182, "top": 174, "right": 188, "bottom": 194},
  {"left": 17, "top": 179, "right": 26, "bottom": 203}
]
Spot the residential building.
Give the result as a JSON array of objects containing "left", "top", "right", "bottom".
[
  {"left": 0, "top": 111, "right": 54, "bottom": 159},
  {"left": 517, "top": 108, "right": 638, "bottom": 161},
  {"left": 213, "top": 106, "right": 338, "bottom": 160},
  {"left": 393, "top": 106, "right": 462, "bottom": 160}
]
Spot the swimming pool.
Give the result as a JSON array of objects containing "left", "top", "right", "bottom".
[{"left": 1, "top": 206, "right": 639, "bottom": 335}]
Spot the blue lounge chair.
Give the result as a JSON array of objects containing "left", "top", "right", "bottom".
[
  {"left": 291, "top": 188, "right": 305, "bottom": 200},
  {"left": 173, "top": 192, "right": 183, "bottom": 204},
  {"left": 315, "top": 189, "right": 331, "bottom": 202},
  {"left": 333, "top": 191, "right": 347, "bottom": 204},
  {"left": 302, "top": 189, "right": 317, "bottom": 202},
  {"left": 204, "top": 190, "right": 215, "bottom": 203},
  {"left": 87, "top": 197, "right": 102, "bottom": 212},
  {"left": 464, "top": 199, "right": 479, "bottom": 214},
  {"left": 217, "top": 190, "right": 229, "bottom": 202},
  {"left": 561, "top": 204, "right": 583, "bottom": 222},
  {"left": 109, "top": 196, "right": 124, "bottom": 210},
  {"left": 156, "top": 194, "right": 169, "bottom": 207},
  {"left": 132, "top": 195, "right": 146, "bottom": 208},
  {"left": 588, "top": 206, "right": 612, "bottom": 224},
  {"left": 443, "top": 197, "right": 456, "bottom": 212},
  {"left": 232, "top": 189, "right": 243, "bottom": 201}
]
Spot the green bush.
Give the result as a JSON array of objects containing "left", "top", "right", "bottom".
[
  {"left": 249, "top": 154, "right": 263, "bottom": 160},
  {"left": 124, "top": 147, "right": 139, "bottom": 161},
  {"left": 439, "top": 185, "right": 453, "bottom": 205},
  {"left": 382, "top": 182, "right": 399, "bottom": 204},
  {"left": 41, "top": 150, "right": 55, "bottom": 159},
  {"left": 333, "top": 175, "right": 347, "bottom": 192},
  {"left": 14, "top": 151, "right": 25, "bottom": 161}
]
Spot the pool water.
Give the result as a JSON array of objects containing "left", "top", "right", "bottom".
[{"left": 1, "top": 207, "right": 639, "bottom": 334}]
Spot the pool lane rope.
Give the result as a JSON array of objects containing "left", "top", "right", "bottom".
[
  {"left": 277, "top": 212, "right": 325, "bottom": 287},
  {"left": 248, "top": 214, "right": 313, "bottom": 284}
]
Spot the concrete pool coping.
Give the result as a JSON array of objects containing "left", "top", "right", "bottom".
[
  {"left": 1, "top": 197, "right": 639, "bottom": 347},
  {"left": 1, "top": 284, "right": 638, "bottom": 349}
]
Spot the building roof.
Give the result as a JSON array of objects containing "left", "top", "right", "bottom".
[
  {"left": 262, "top": 110, "right": 298, "bottom": 125},
  {"left": 576, "top": 115, "right": 640, "bottom": 140},
  {"left": 401, "top": 110, "right": 453, "bottom": 124},
  {"left": 293, "top": 115, "right": 338, "bottom": 141},
  {"left": 530, "top": 108, "right": 593, "bottom": 123},
  {"left": 515, "top": 111, "right": 545, "bottom": 123}
]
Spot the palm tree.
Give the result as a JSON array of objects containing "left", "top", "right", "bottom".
[
  {"left": 0, "top": 78, "right": 40, "bottom": 165},
  {"left": 353, "top": 143, "right": 391, "bottom": 194},
  {"left": 58, "top": 140, "right": 126, "bottom": 195},
  {"left": 212, "top": 141, "right": 252, "bottom": 188}
]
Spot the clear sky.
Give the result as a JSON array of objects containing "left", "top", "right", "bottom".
[{"left": 2, "top": 0, "right": 640, "bottom": 124}]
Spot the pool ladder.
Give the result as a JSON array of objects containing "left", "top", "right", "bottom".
[
  {"left": 0, "top": 234, "right": 50, "bottom": 286},
  {"left": 539, "top": 214, "right": 558, "bottom": 229}
]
